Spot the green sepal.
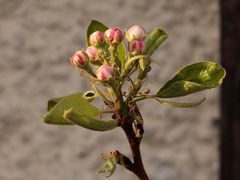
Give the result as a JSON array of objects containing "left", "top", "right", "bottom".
[
  {"left": 63, "top": 108, "right": 118, "bottom": 131},
  {"left": 144, "top": 28, "right": 168, "bottom": 56},
  {"left": 42, "top": 93, "right": 100, "bottom": 125},
  {"left": 157, "top": 61, "right": 226, "bottom": 98}
]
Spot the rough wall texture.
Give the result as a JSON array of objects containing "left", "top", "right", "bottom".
[{"left": 0, "top": 0, "right": 220, "bottom": 180}]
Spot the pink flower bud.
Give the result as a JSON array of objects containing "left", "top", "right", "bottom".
[
  {"left": 129, "top": 39, "right": 145, "bottom": 55},
  {"left": 126, "top": 25, "right": 147, "bottom": 42},
  {"left": 71, "top": 50, "right": 89, "bottom": 67},
  {"left": 104, "top": 27, "right": 123, "bottom": 45},
  {"left": 85, "top": 46, "right": 98, "bottom": 61},
  {"left": 89, "top": 31, "right": 104, "bottom": 47},
  {"left": 96, "top": 64, "right": 114, "bottom": 81}
]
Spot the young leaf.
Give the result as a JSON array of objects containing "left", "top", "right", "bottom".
[
  {"left": 42, "top": 93, "right": 100, "bottom": 125},
  {"left": 157, "top": 61, "right": 226, "bottom": 98},
  {"left": 97, "top": 156, "right": 117, "bottom": 178},
  {"left": 117, "top": 43, "right": 126, "bottom": 66},
  {"left": 63, "top": 108, "right": 118, "bottom": 131},
  {"left": 144, "top": 28, "right": 168, "bottom": 56}
]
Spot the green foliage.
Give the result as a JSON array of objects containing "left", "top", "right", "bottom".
[
  {"left": 157, "top": 61, "right": 226, "bottom": 98},
  {"left": 144, "top": 28, "right": 168, "bottom": 56},
  {"left": 43, "top": 93, "right": 100, "bottom": 125},
  {"left": 156, "top": 96, "right": 205, "bottom": 108},
  {"left": 63, "top": 108, "right": 118, "bottom": 131},
  {"left": 117, "top": 43, "right": 126, "bottom": 66},
  {"left": 47, "top": 91, "right": 96, "bottom": 112},
  {"left": 43, "top": 93, "right": 117, "bottom": 131},
  {"left": 47, "top": 96, "right": 63, "bottom": 112}
]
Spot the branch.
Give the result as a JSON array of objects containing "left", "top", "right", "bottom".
[
  {"left": 114, "top": 151, "right": 135, "bottom": 173},
  {"left": 121, "top": 122, "right": 149, "bottom": 180}
]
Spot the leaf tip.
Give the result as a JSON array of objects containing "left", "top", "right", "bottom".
[{"left": 41, "top": 114, "right": 51, "bottom": 124}]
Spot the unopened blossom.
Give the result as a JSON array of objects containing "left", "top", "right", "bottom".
[
  {"left": 126, "top": 25, "right": 147, "bottom": 42},
  {"left": 89, "top": 31, "right": 104, "bottom": 47},
  {"left": 129, "top": 39, "right": 145, "bottom": 55},
  {"left": 86, "top": 46, "right": 98, "bottom": 61},
  {"left": 71, "top": 50, "right": 89, "bottom": 68},
  {"left": 104, "top": 27, "right": 123, "bottom": 45},
  {"left": 96, "top": 64, "right": 114, "bottom": 81}
]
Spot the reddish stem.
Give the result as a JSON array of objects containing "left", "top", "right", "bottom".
[{"left": 121, "top": 122, "right": 149, "bottom": 180}]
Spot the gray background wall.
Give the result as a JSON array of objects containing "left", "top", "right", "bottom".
[{"left": 0, "top": 0, "right": 220, "bottom": 180}]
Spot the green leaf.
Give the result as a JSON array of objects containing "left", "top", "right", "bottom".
[
  {"left": 47, "top": 97, "right": 63, "bottom": 112},
  {"left": 86, "top": 20, "right": 108, "bottom": 46},
  {"left": 156, "top": 96, "right": 205, "bottom": 108},
  {"left": 47, "top": 91, "right": 96, "bottom": 112},
  {"left": 86, "top": 20, "right": 126, "bottom": 66},
  {"left": 157, "top": 61, "right": 226, "bottom": 98},
  {"left": 144, "top": 28, "right": 168, "bottom": 56},
  {"left": 43, "top": 93, "right": 100, "bottom": 125},
  {"left": 63, "top": 108, "right": 118, "bottom": 131},
  {"left": 117, "top": 43, "right": 126, "bottom": 65}
]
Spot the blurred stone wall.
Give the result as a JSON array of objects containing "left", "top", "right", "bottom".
[{"left": 0, "top": 0, "right": 220, "bottom": 180}]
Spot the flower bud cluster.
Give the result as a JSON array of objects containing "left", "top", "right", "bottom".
[{"left": 70, "top": 24, "right": 148, "bottom": 83}]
